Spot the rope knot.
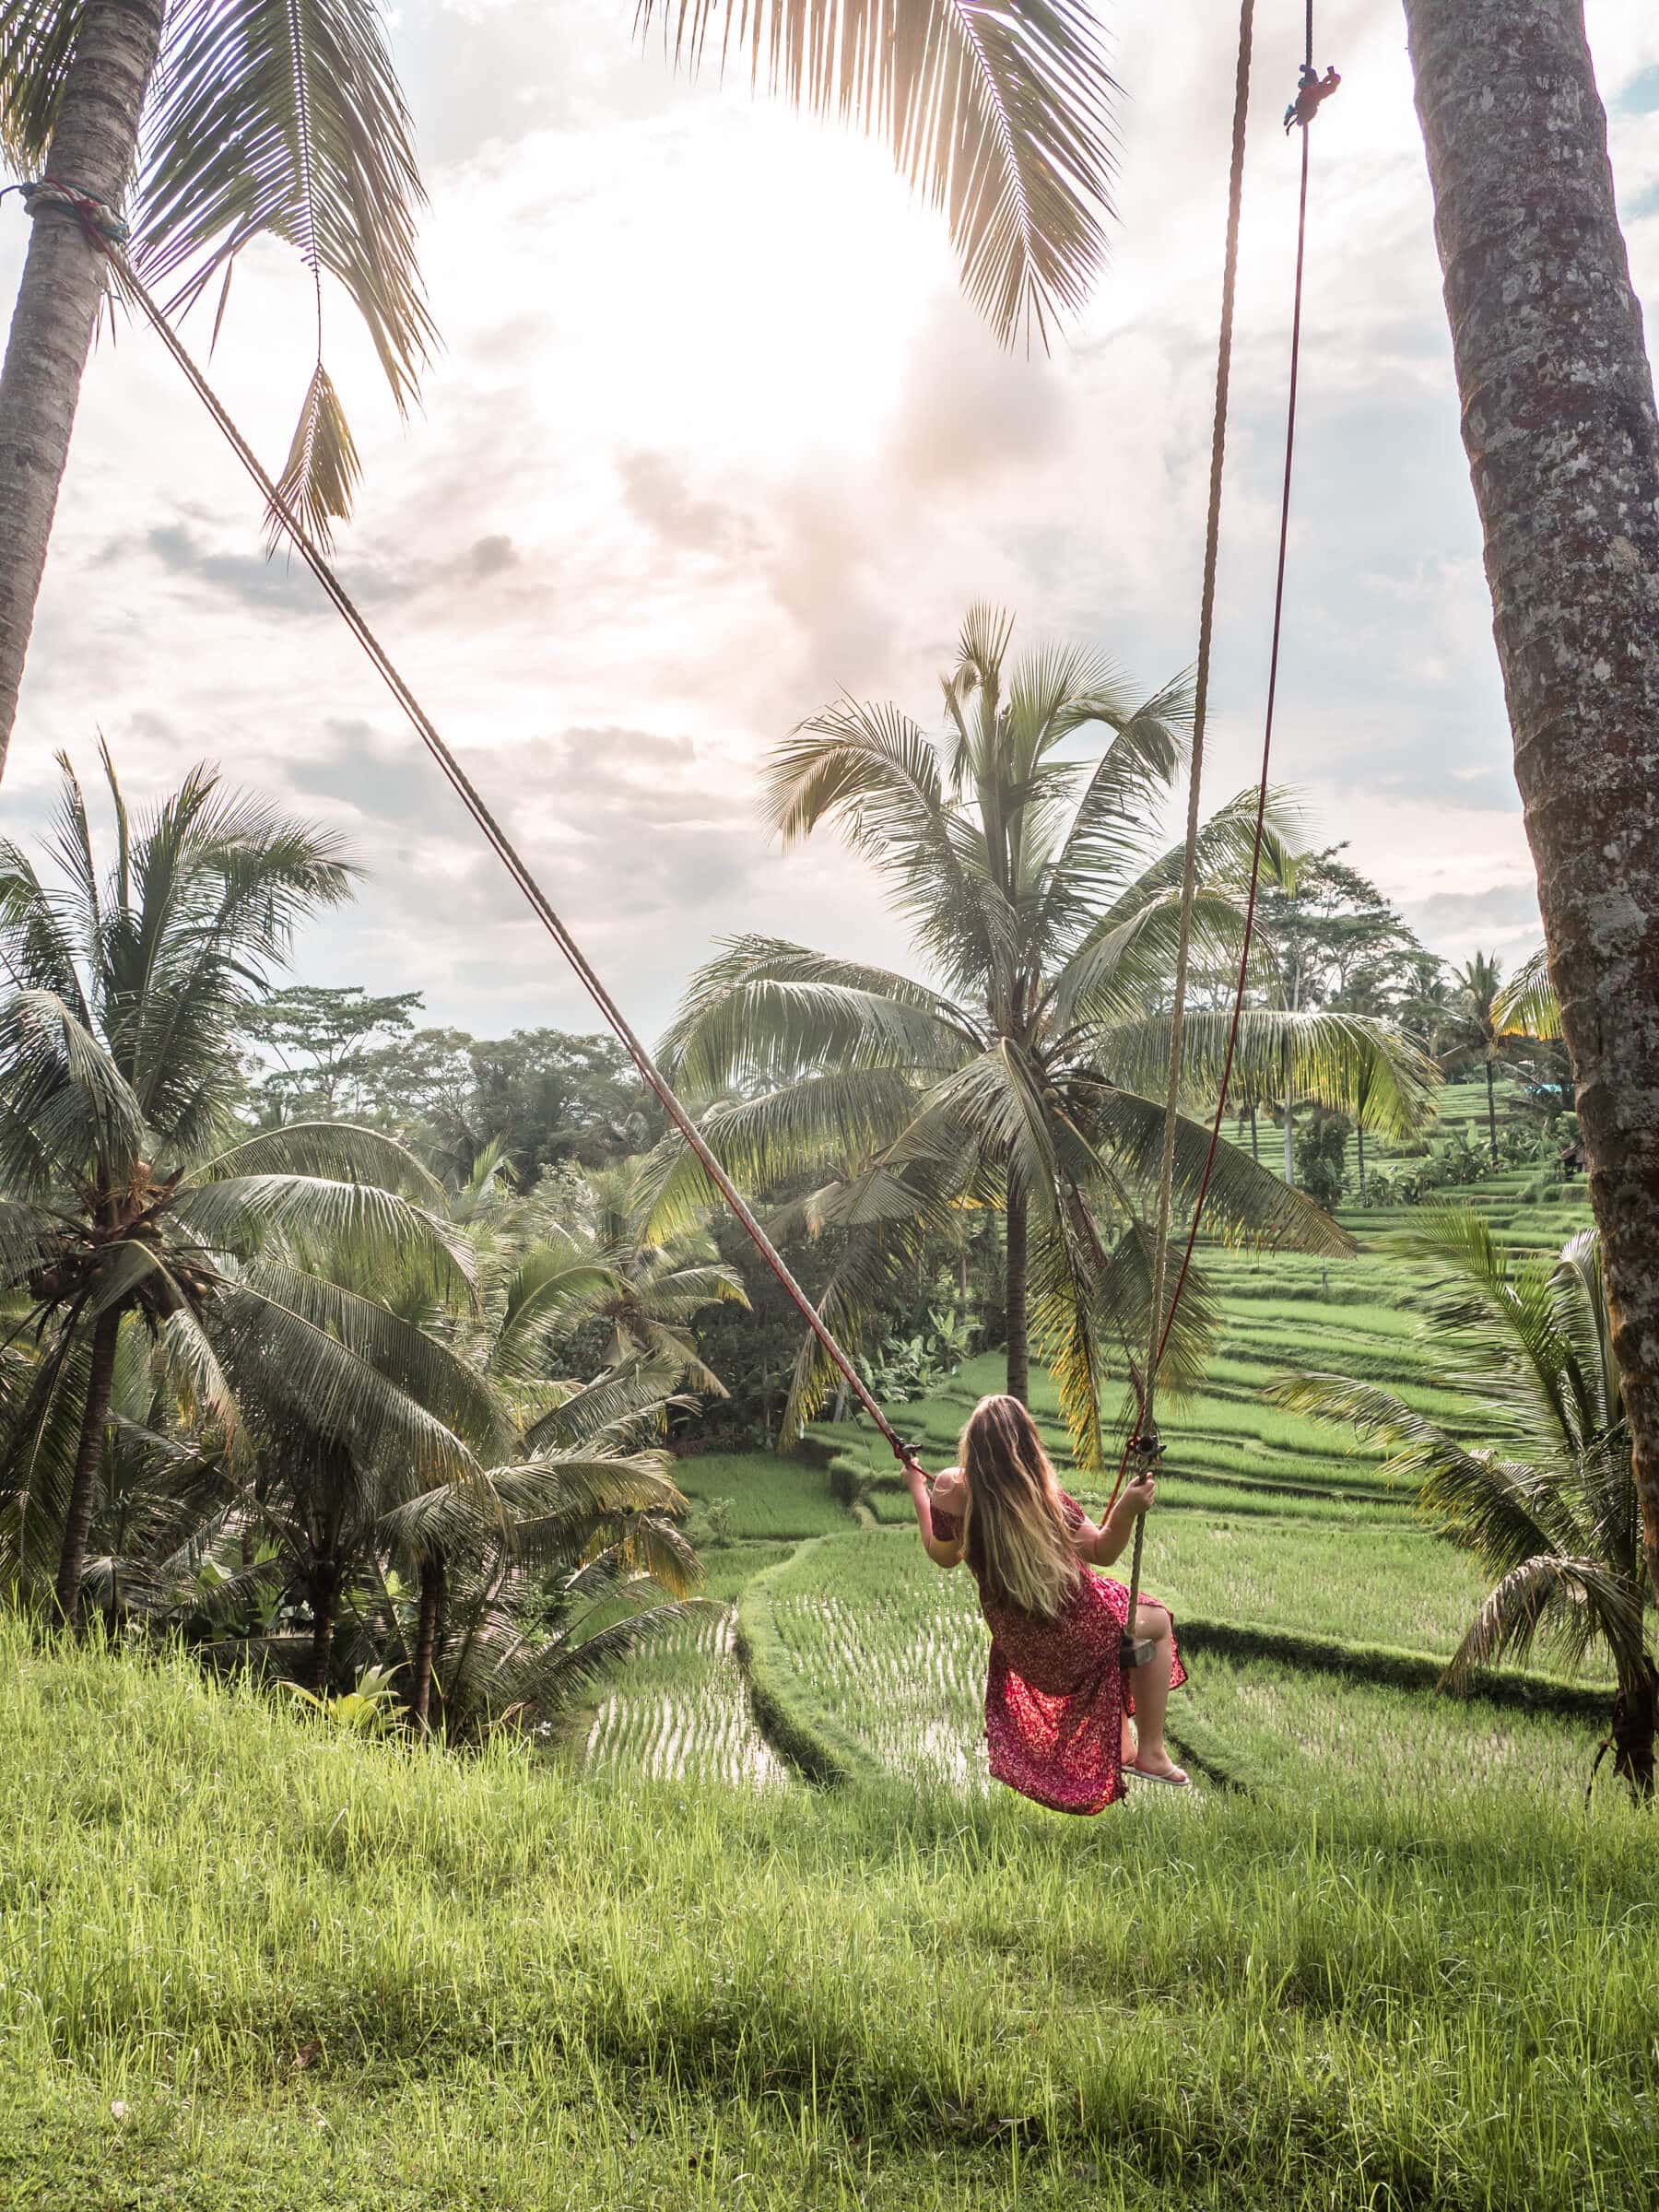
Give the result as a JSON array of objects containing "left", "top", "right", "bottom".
[
  {"left": 17, "top": 178, "right": 129, "bottom": 246},
  {"left": 1127, "top": 1427, "right": 1164, "bottom": 1469}
]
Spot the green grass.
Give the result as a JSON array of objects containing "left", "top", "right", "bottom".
[
  {"left": 5, "top": 1619, "right": 1654, "bottom": 2211},
  {"left": 1182, "top": 1653, "right": 1607, "bottom": 1801},
  {"left": 671, "top": 1449, "right": 853, "bottom": 1539}
]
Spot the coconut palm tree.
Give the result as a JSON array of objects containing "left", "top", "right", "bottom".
[
  {"left": 0, "top": 745, "right": 484, "bottom": 1626},
  {"left": 655, "top": 606, "right": 1438, "bottom": 1467},
  {"left": 380, "top": 1364, "right": 703, "bottom": 1743},
  {"left": 1270, "top": 1210, "right": 1656, "bottom": 1796},
  {"left": 362, "top": 1152, "right": 740, "bottom": 1727},
  {"left": 0, "top": 0, "right": 1117, "bottom": 779},
  {"left": 1404, "top": 2, "right": 1659, "bottom": 1608},
  {"left": 1439, "top": 952, "right": 1507, "bottom": 1166}
]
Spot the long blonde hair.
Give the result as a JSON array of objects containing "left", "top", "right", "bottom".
[{"left": 956, "top": 1394, "right": 1081, "bottom": 1620}]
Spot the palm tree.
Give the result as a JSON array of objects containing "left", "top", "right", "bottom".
[
  {"left": 582, "top": 1159, "right": 747, "bottom": 1390},
  {"left": 655, "top": 606, "right": 1438, "bottom": 1467},
  {"left": 1270, "top": 1211, "right": 1656, "bottom": 1797},
  {"left": 0, "top": 0, "right": 1117, "bottom": 779},
  {"left": 0, "top": 746, "right": 483, "bottom": 1627},
  {"left": 1440, "top": 952, "right": 1506, "bottom": 1166},
  {"left": 1404, "top": 2, "right": 1659, "bottom": 1609},
  {"left": 368, "top": 1155, "right": 740, "bottom": 1727},
  {"left": 381, "top": 1364, "right": 704, "bottom": 1744}
]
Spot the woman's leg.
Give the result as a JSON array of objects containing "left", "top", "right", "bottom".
[{"left": 1128, "top": 1603, "right": 1186, "bottom": 1781}]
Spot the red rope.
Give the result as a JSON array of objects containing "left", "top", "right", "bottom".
[{"left": 1111, "top": 56, "right": 1320, "bottom": 1510}]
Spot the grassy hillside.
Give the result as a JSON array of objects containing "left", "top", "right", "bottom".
[{"left": 4, "top": 1619, "right": 1653, "bottom": 2212}]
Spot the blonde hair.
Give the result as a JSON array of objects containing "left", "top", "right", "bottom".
[{"left": 956, "top": 1394, "right": 1081, "bottom": 1620}]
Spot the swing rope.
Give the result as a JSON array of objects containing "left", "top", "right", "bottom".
[
  {"left": 1118, "top": 0, "right": 1323, "bottom": 1641},
  {"left": 11, "top": 173, "right": 922, "bottom": 1475},
  {"left": 12, "top": 0, "right": 1326, "bottom": 1596}
]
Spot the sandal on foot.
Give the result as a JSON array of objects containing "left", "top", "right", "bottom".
[{"left": 1128, "top": 1760, "right": 1190, "bottom": 1788}]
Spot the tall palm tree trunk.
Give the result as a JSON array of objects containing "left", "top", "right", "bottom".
[
  {"left": 53, "top": 1304, "right": 121, "bottom": 1626},
  {"left": 1281, "top": 1107, "right": 1295, "bottom": 1189},
  {"left": 1005, "top": 1183, "right": 1030, "bottom": 1405},
  {"left": 1356, "top": 1121, "right": 1366, "bottom": 1206},
  {"left": 1484, "top": 1060, "right": 1499, "bottom": 1167},
  {"left": 1406, "top": 0, "right": 1659, "bottom": 1606},
  {"left": 0, "top": 0, "right": 167, "bottom": 776},
  {"left": 410, "top": 1554, "right": 445, "bottom": 1733}
]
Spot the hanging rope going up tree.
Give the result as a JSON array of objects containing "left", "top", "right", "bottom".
[{"left": 1116, "top": 0, "right": 1334, "bottom": 1662}]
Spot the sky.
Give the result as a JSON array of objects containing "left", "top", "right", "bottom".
[{"left": 3, "top": 0, "right": 1658, "bottom": 1045}]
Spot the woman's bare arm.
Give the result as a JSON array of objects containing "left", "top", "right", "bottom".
[
  {"left": 907, "top": 1459, "right": 964, "bottom": 1568},
  {"left": 1074, "top": 1476, "right": 1156, "bottom": 1567}
]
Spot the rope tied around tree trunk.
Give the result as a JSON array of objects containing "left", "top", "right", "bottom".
[{"left": 1, "top": 177, "right": 130, "bottom": 242}]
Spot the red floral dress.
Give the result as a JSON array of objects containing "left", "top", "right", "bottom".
[{"left": 930, "top": 1488, "right": 1186, "bottom": 1815}]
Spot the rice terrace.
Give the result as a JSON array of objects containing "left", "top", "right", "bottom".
[{"left": 0, "top": 1, "right": 1655, "bottom": 2208}]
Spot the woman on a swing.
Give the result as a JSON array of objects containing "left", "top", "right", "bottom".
[{"left": 909, "top": 1393, "right": 1189, "bottom": 1808}]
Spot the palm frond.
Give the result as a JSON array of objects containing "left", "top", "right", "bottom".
[
  {"left": 1444, "top": 1552, "right": 1648, "bottom": 1688},
  {"left": 637, "top": 1068, "right": 923, "bottom": 1241},
  {"left": 0, "top": 0, "right": 82, "bottom": 169},
  {"left": 0, "top": 988, "right": 147, "bottom": 1185},
  {"left": 1105, "top": 1006, "right": 1440, "bottom": 1142},
  {"left": 1492, "top": 946, "right": 1561, "bottom": 1041},
  {"left": 1066, "top": 1077, "right": 1352, "bottom": 1258},
  {"left": 265, "top": 359, "right": 360, "bottom": 551},
  {"left": 135, "top": 0, "right": 433, "bottom": 489},
  {"left": 216, "top": 1264, "right": 500, "bottom": 1474},
  {"left": 196, "top": 1119, "right": 441, "bottom": 1201},
  {"left": 641, "top": 0, "right": 1116, "bottom": 347},
  {"left": 171, "top": 1173, "right": 475, "bottom": 1305},
  {"left": 660, "top": 936, "right": 976, "bottom": 1095},
  {"left": 1034, "top": 675, "right": 1193, "bottom": 926},
  {"left": 0, "top": 1324, "right": 88, "bottom": 1588}
]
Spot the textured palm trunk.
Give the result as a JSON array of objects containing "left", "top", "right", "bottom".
[
  {"left": 1609, "top": 1655, "right": 1656, "bottom": 1800},
  {"left": 1281, "top": 1108, "right": 1294, "bottom": 1189},
  {"left": 53, "top": 1305, "right": 121, "bottom": 1627},
  {"left": 1005, "top": 1183, "right": 1030, "bottom": 1405},
  {"left": 0, "top": 0, "right": 167, "bottom": 777},
  {"left": 1248, "top": 1107, "right": 1260, "bottom": 1166},
  {"left": 1356, "top": 1121, "right": 1366, "bottom": 1206},
  {"left": 308, "top": 1569, "right": 340, "bottom": 1692},
  {"left": 409, "top": 1554, "right": 445, "bottom": 1734},
  {"left": 1485, "top": 1060, "right": 1499, "bottom": 1166},
  {"left": 1406, "top": 0, "right": 1659, "bottom": 1606}
]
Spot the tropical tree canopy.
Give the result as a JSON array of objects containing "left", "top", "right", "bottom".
[
  {"left": 0, "top": 750, "right": 735, "bottom": 1738},
  {"left": 1269, "top": 1208, "right": 1655, "bottom": 1793},
  {"left": 0, "top": 745, "right": 485, "bottom": 1621},
  {"left": 653, "top": 605, "right": 1439, "bottom": 1468}
]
